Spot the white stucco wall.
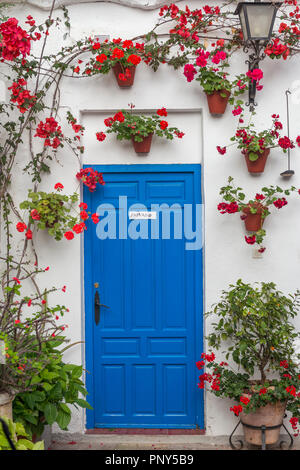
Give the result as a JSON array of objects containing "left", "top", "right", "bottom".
[{"left": 3, "top": 0, "right": 300, "bottom": 436}]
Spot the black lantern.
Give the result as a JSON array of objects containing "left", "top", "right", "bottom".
[{"left": 234, "top": 1, "right": 282, "bottom": 111}]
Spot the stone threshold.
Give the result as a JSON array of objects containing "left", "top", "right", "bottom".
[{"left": 86, "top": 428, "right": 205, "bottom": 435}]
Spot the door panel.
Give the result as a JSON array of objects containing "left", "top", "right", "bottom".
[{"left": 84, "top": 165, "right": 203, "bottom": 429}]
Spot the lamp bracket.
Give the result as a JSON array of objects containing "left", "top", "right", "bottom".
[{"left": 245, "top": 40, "right": 266, "bottom": 112}]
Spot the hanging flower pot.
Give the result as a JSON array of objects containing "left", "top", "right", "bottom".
[
  {"left": 242, "top": 202, "right": 266, "bottom": 232},
  {"left": 96, "top": 107, "right": 184, "bottom": 156},
  {"left": 112, "top": 63, "right": 136, "bottom": 88},
  {"left": 132, "top": 133, "right": 153, "bottom": 154},
  {"left": 240, "top": 396, "right": 286, "bottom": 446},
  {"left": 205, "top": 89, "right": 231, "bottom": 116},
  {"left": 244, "top": 148, "right": 270, "bottom": 174}
]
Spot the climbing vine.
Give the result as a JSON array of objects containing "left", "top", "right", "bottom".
[{"left": 0, "top": 0, "right": 299, "bottom": 422}]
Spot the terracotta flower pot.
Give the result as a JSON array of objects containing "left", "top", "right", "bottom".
[
  {"left": 0, "top": 392, "right": 13, "bottom": 420},
  {"left": 131, "top": 134, "right": 153, "bottom": 154},
  {"left": 240, "top": 400, "right": 286, "bottom": 446},
  {"left": 244, "top": 148, "right": 270, "bottom": 174},
  {"left": 205, "top": 89, "right": 231, "bottom": 116},
  {"left": 242, "top": 202, "right": 266, "bottom": 232},
  {"left": 112, "top": 63, "right": 136, "bottom": 88}
]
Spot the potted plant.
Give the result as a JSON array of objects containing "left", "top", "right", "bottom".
[
  {"left": 217, "top": 114, "right": 300, "bottom": 173},
  {"left": 19, "top": 183, "right": 100, "bottom": 241},
  {"left": 218, "top": 176, "right": 299, "bottom": 250},
  {"left": 183, "top": 46, "right": 249, "bottom": 116},
  {"left": 0, "top": 265, "right": 92, "bottom": 440},
  {"left": 0, "top": 417, "right": 44, "bottom": 450},
  {"left": 197, "top": 280, "right": 300, "bottom": 447},
  {"left": 88, "top": 39, "right": 145, "bottom": 88},
  {"left": 13, "top": 338, "right": 92, "bottom": 440},
  {"left": 96, "top": 105, "right": 184, "bottom": 154}
]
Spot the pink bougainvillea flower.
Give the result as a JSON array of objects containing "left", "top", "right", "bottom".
[
  {"left": 246, "top": 68, "right": 263, "bottom": 82},
  {"left": 62, "top": 285, "right": 67, "bottom": 292},
  {"left": 8, "top": 78, "right": 36, "bottom": 113},
  {"left": 217, "top": 146, "right": 226, "bottom": 155},
  {"left": 27, "top": 299, "right": 32, "bottom": 307},
  {"left": 183, "top": 64, "right": 197, "bottom": 82},
  {"left": 0, "top": 18, "right": 31, "bottom": 61},
  {"left": 232, "top": 105, "right": 243, "bottom": 116},
  {"left": 14, "top": 319, "right": 21, "bottom": 325},
  {"left": 13, "top": 277, "right": 20, "bottom": 284}
]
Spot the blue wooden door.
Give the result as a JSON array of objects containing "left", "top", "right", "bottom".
[{"left": 84, "top": 165, "right": 203, "bottom": 429}]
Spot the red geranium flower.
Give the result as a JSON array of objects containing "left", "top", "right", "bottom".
[
  {"left": 25, "top": 229, "right": 32, "bottom": 240},
  {"left": 240, "top": 396, "right": 250, "bottom": 405},
  {"left": 91, "top": 213, "right": 100, "bottom": 224},
  {"left": 113, "top": 111, "right": 125, "bottom": 122},
  {"left": 16, "top": 222, "right": 27, "bottom": 232},
  {"left": 96, "top": 132, "right": 106, "bottom": 142},
  {"left": 127, "top": 54, "right": 141, "bottom": 66},
  {"left": 30, "top": 209, "right": 40, "bottom": 221},
  {"left": 159, "top": 120, "right": 168, "bottom": 130},
  {"left": 245, "top": 235, "right": 256, "bottom": 245},
  {"left": 157, "top": 107, "right": 168, "bottom": 117},
  {"left": 64, "top": 231, "right": 74, "bottom": 240},
  {"left": 80, "top": 210, "right": 89, "bottom": 221}
]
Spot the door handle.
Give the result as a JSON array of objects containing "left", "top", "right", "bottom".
[{"left": 94, "top": 290, "right": 109, "bottom": 326}]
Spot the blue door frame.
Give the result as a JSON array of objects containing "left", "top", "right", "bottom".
[{"left": 84, "top": 164, "right": 204, "bottom": 429}]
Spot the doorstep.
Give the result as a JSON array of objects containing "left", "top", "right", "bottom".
[
  {"left": 49, "top": 433, "right": 231, "bottom": 450},
  {"left": 49, "top": 432, "right": 300, "bottom": 450},
  {"left": 86, "top": 428, "right": 205, "bottom": 435}
]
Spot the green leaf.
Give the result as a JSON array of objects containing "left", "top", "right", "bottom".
[
  {"left": 248, "top": 152, "right": 259, "bottom": 162},
  {"left": 75, "top": 399, "right": 93, "bottom": 410},
  {"left": 44, "top": 403, "right": 58, "bottom": 425},
  {"left": 56, "top": 410, "right": 71, "bottom": 430}
]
